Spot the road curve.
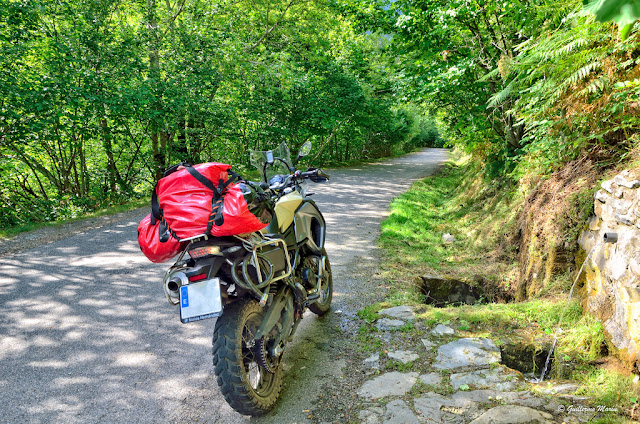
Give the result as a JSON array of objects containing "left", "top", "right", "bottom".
[{"left": 0, "top": 148, "right": 448, "bottom": 423}]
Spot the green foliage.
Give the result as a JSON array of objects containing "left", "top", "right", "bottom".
[
  {"left": 573, "top": 366, "right": 638, "bottom": 410},
  {"left": 585, "top": 0, "right": 640, "bottom": 38},
  {"left": 0, "top": 0, "right": 441, "bottom": 229},
  {"left": 357, "top": 304, "right": 382, "bottom": 323}
]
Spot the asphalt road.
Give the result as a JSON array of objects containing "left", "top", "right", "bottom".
[{"left": 0, "top": 148, "right": 448, "bottom": 423}]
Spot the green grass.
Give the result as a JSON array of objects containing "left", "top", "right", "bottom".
[
  {"left": 379, "top": 153, "right": 522, "bottom": 291},
  {"left": 0, "top": 197, "right": 149, "bottom": 239},
  {"left": 357, "top": 304, "right": 383, "bottom": 323},
  {"left": 373, "top": 153, "right": 638, "bottom": 421}
]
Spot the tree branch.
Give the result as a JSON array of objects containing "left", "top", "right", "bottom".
[{"left": 246, "top": 0, "right": 300, "bottom": 52}]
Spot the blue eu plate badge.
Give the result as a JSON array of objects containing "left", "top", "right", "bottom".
[{"left": 179, "top": 278, "right": 223, "bottom": 323}]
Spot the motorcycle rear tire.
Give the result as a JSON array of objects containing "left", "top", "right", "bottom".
[
  {"left": 212, "top": 299, "right": 282, "bottom": 416},
  {"left": 308, "top": 251, "right": 333, "bottom": 316}
]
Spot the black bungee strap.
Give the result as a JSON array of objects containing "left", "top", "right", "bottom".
[{"left": 150, "top": 165, "right": 242, "bottom": 240}]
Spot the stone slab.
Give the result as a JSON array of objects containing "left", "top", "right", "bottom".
[
  {"left": 433, "top": 338, "right": 501, "bottom": 370},
  {"left": 378, "top": 305, "right": 415, "bottom": 320},
  {"left": 364, "top": 353, "right": 380, "bottom": 369},
  {"left": 537, "top": 383, "right": 579, "bottom": 395},
  {"left": 358, "top": 407, "right": 384, "bottom": 424},
  {"left": 419, "top": 372, "right": 442, "bottom": 386},
  {"left": 450, "top": 367, "right": 520, "bottom": 391},
  {"left": 388, "top": 350, "right": 419, "bottom": 364},
  {"left": 414, "top": 393, "right": 481, "bottom": 423},
  {"left": 432, "top": 324, "right": 456, "bottom": 336},
  {"left": 376, "top": 318, "right": 405, "bottom": 331},
  {"left": 383, "top": 400, "right": 419, "bottom": 424},
  {"left": 357, "top": 371, "right": 418, "bottom": 399},
  {"left": 470, "top": 405, "right": 552, "bottom": 424},
  {"left": 421, "top": 338, "right": 435, "bottom": 350}
]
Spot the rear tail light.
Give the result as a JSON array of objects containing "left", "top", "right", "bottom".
[
  {"left": 188, "top": 273, "right": 207, "bottom": 282},
  {"left": 189, "top": 245, "right": 221, "bottom": 259}
]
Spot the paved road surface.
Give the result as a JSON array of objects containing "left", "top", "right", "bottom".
[{"left": 0, "top": 148, "right": 448, "bottom": 423}]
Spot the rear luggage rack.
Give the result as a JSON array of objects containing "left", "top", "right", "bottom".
[{"left": 163, "top": 232, "right": 292, "bottom": 305}]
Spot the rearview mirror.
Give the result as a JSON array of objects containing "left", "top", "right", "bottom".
[{"left": 297, "top": 141, "right": 312, "bottom": 158}]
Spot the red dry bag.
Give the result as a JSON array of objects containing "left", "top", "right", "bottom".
[
  {"left": 137, "top": 214, "right": 186, "bottom": 263},
  {"left": 137, "top": 162, "right": 269, "bottom": 263}
]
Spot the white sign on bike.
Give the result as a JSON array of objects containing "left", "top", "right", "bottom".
[{"left": 179, "top": 278, "right": 223, "bottom": 323}]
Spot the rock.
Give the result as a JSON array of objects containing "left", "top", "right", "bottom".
[
  {"left": 413, "top": 394, "right": 450, "bottom": 423},
  {"left": 388, "top": 350, "right": 419, "bottom": 364},
  {"left": 595, "top": 189, "right": 609, "bottom": 203},
  {"left": 358, "top": 407, "right": 384, "bottom": 424},
  {"left": 383, "top": 400, "right": 419, "bottom": 424},
  {"left": 615, "top": 214, "right": 636, "bottom": 226},
  {"left": 587, "top": 216, "right": 600, "bottom": 231},
  {"left": 507, "top": 392, "right": 547, "bottom": 409},
  {"left": 414, "top": 393, "right": 481, "bottom": 423},
  {"left": 609, "top": 252, "right": 628, "bottom": 280},
  {"left": 470, "top": 405, "right": 553, "bottom": 424},
  {"left": 378, "top": 305, "right": 415, "bottom": 320},
  {"left": 537, "top": 382, "right": 579, "bottom": 395},
  {"left": 433, "top": 338, "right": 501, "bottom": 370},
  {"left": 364, "top": 353, "right": 380, "bottom": 369},
  {"left": 558, "top": 394, "right": 590, "bottom": 402},
  {"left": 419, "top": 372, "right": 442, "bottom": 386},
  {"left": 630, "top": 258, "right": 640, "bottom": 277},
  {"left": 451, "top": 389, "right": 498, "bottom": 404},
  {"left": 456, "top": 390, "right": 547, "bottom": 409},
  {"left": 612, "top": 198, "right": 633, "bottom": 214},
  {"left": 376, "top": 318, "right": 405, "bottom": 331},
  {"left": 450, "top": 367, "right": 520, "bottom": 391},
  {"left": 443, "top": 233, "right": 456, "bottom": 243},
  {"left": 543, "top": 399, "right": 563, "bottom": 413},
  {"left": 421, "top": 338, "right": 435, "bottom": 350},
  {"left": 432, "top": 324, "right": 456, "bottom": 336},
  {"left": 356, "top": 371, "right": 418, "bottom": 399},
  {"left": 601, "top": 180, "right": 614, "bottom": 194},
  {"left": 614, "top": 174, "right": 640, "bottom": 189}
]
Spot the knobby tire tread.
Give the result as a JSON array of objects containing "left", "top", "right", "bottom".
[{"left": 212, "top": 300, "right": 282, "bottom": 416}]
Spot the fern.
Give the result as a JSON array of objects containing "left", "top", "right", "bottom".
[{"left": 488, "top": 80, "right": 515, "bottom": 108}]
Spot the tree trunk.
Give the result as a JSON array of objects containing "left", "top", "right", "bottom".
[
  {"left": 100, "top": 118, "right": 119, "bottom": 194},
  {"left": 147, "top": 0, "right": 164, "bottom": 181}
]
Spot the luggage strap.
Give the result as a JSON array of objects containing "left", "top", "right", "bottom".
[{"left": 150, "top": 165, "right": 241, "bottom": 238}]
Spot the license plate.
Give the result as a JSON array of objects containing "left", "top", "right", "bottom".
[{"left": 179, "top": 278, "right": 223, "bottom": 323}]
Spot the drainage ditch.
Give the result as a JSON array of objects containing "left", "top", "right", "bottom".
[{"left": 416, "top": 275, "right": 512, "bottom": 307}]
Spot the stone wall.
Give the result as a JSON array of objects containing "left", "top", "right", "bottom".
[{"left": 579, "top": 169, "right": 640, "bottom": 369}]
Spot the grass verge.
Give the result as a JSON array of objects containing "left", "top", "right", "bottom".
[{"left": 368, "top": 153, "right": 638, "bottom": 420}]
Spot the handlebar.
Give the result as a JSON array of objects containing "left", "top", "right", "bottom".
[
  {"left": 295, "top": 168, "right": 330, "bottom": 182},
  {"left": 264, "top": 168, "right": 330, "bottom": 192}
]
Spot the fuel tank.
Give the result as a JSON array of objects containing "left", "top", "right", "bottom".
[{"left": 266, "top": 193, "right": 325, "bottom": 254}]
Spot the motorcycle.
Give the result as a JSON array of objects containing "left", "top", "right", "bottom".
[{"left": 160, "top": 141, "right": 332, "bottom": 415}]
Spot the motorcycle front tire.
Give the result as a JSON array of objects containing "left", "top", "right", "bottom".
[{"left": 212, "top": 299, "right": 283, "bottom": 416}]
